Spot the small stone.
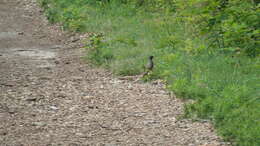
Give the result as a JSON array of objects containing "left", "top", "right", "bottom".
[
  {"left": 39, "top": 76, "right": 51, "bottom": 80},
  {"left": 71, "top": 38, "right": 80, "bottom": 43},
  {"left": 1, "top": 83, "right": 14, "bottom": 87},
  {"left": 54, "top": 60, "right": 60, "bottom": 64},
  {"left": 75, "top": 132, "right": 84, "bottom": 137},
  {"left": 72, "top": 76, "right": 82, "bottom": 81},
  {"left": 8, "top": 109, "right": 16, "bottom": 114},
  {"left": 18, "top": 32, "right": 24, "bottom": 35},
  {"left": 144, "top": 120, "right": 158, "bottom": 125},
  {"left": 88, "top": 106, "right": 94, "bottom": 109},
  {"left": 25, "top": 97, "right": 37, "bottom": 102},
  {"left": 179, "top": 125, "right": 188, "bottom": 129},
  {"left": 0, "top": 131, "right": 7, "bottom": 136},
  {"left": 133, "top": 112, "right": 146, "bottom": 117},
  {"left": 78, "top": 68, "right": 85, "bottom": 72},
  {"left": 32, "top": 122, "right": 47, "bottom": 127},
  {"left": 82, "top": 95, "right": 93, "bottom": 100},
  {"left": 57, "top": 93, "right": 66, "bottom": 98},
  {"left": 49, "top": 106, "right": 59, "bottom": 110},
  {"left": 127, "top": 84, "right": 133, "bottom": 90},
  {"left": 171, "top": 117, "right": 177, "bottom": 123},
  {"left": 52, "top": 118, "right": 58, "bottom": 121},
  {"left": 44, "top": 67, "right": 52, "bottom": 70},
  {"left": 88, "top": 105, "right": 98, "bottom": 109},
  {"left": 69, "top": 106, "right": 77, "bottom": 111}
]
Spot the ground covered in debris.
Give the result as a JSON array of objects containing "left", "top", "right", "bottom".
[{"left": 0, "top": 0, "right": 226, "bottom": 145}]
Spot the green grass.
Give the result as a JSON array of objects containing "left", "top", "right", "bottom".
[{"left": 39, "top": 0, "right": 260, "bottom": 145}]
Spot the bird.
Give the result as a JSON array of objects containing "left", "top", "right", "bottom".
[
  {"left": 146, "top": 56, "right": 154, "bottom": 70},
  {"left": 119, "top": 56, "right": 154, "bottom": 82},
  {"left": 143, "top": 56, "right": 154, "bottom": 77}
]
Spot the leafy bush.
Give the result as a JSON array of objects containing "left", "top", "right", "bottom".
[{"left": 175, "top": 0, "right": 260, "bottom": 57}]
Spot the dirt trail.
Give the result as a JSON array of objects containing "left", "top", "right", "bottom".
[{"left": 0, "top": 0, "right": 225, "bottom": 145}]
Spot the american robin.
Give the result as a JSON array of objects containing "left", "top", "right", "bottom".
[
  {"left": 143, "top": 56, "right": 154, "bottom": 77},
  {"left": 146, "top": 56, "right": 154, "bottom": 70}
]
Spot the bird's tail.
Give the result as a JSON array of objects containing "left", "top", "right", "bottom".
[{"left": 142, "top": 70, "right": 150, "bottom": 77}]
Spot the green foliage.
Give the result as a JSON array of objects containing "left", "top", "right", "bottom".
[
  {"left": 86, "top": 33, "right": 114, "bottom": 66},
  {"left": 40, "top": 0, "right": 260, "bottom": 145},
  {"left": 175, "top": 0, "right": 260, "bottom": 57}
]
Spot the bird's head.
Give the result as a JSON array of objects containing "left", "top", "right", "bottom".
[{"left": 149, "top": 56, "right": 154, "bottom": 60}]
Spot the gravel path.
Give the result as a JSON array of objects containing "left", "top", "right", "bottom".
[{"left": 0, "top": 0, "right": 226, "bottom": 145}]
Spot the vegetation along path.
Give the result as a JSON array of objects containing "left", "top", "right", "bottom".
[{"left": 0, "top": 0, "right": 226, "bottom": 145}]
